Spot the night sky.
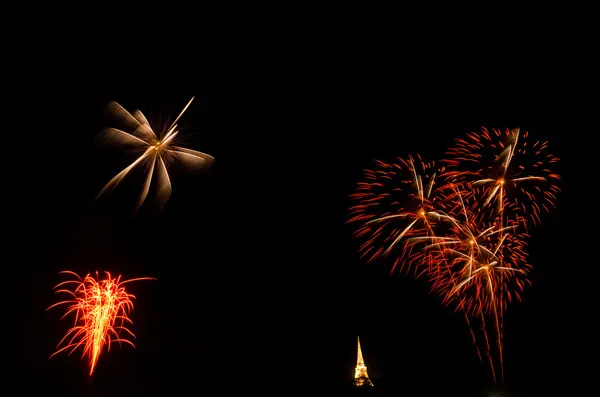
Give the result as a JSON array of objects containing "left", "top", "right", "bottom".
[{"left": 14, "top": 65, "right": 588, "bottom": 396}]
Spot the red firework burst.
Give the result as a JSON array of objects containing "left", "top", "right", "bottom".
[
  {"left": 348, "top": 155, "right": 444, "bottom": 276},
  {"left": 441, "top": 127, "right": 560, "bottom": 228}
]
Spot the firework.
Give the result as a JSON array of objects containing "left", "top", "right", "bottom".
[
  {"left": 96, "top": 97, "right": 214, "bottom": 209},
  {"left": 394, "top": 182, "right": 530, "bottom": 313},
  {"left": 47, "top": 271, "right": 154, "bottom": 375},
  {"left": 441, "top": 127, "right": 560, "bottom": 228},
  {"left": 348, "top": 126, "right": 560, "bottom": 382}
]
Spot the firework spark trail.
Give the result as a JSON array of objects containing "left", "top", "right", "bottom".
[
  {"left": 464, "top": 312, "right": 481, "bottom": 362},
  {"left": 96, "top": 97, "right": 214, "bottom": 209},
  {"left": 47, "top": 271, "right": 154, "bottom": 376},
  {"left": 480, "top": 314, "right": 496, "bottom": 382}
]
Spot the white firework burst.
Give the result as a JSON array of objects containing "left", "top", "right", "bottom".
[{"left": 97, "top": 97, "right": 214, "bottom": 209}]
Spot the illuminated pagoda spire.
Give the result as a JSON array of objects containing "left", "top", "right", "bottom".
[{"left": 353, "top": 336, "right": 374, "bottom": 387}]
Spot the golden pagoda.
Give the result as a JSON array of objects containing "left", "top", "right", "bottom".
[{"left": 353, "top": 336, "right": 374, "bottom": 387}]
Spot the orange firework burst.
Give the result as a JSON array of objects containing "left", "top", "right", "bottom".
[
  {"left": 441, "top": 127, "right": 560, "bottom": 228},
  {"left": 47, "top": 271, "right": 154, "bottom": 376}
]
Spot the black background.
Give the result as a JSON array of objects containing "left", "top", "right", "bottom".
[{"left": 13, "top": 38, "right": 592, "bottom": 396}]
